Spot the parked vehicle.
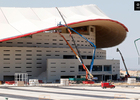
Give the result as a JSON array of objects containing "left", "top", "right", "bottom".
[{"left": 101, "top": 82, "right": 115, "bottom": 89}]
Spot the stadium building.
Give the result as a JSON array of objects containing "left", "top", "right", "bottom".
[{"left": 0, "top": 4, "right": 128, "bottom": 82}]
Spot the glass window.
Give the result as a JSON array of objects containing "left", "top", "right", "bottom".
[
  {"left": 4, "top": 50, "right": 10, "bottom": 52},
  {"left": 17, "top": 42, "right": 23, "bottom": 44},
  {"left": 55, "top": 51, "right": 60, "bottom": 52},
  {"left": 27, "top": 42, "right": 32, "bottom": 44},
  {"left": 63, "top": 55, "right": 75, "bottom": 59},
  {"left": 4, "top": 58, "right": 10, "bottom": 60},
  {"left": 53, "top": 43, "right": 57, "bottom": 45},
  {"left": 26, "top": 58, "right": 32, "bottom": 60},
  {"left": 15, "top": 67, "right": 21, "bottom": 68},
  {"left": 26, "top": 71, "right": 32, "bottom": 72},
  {"left": 26, "top": 67, "right": 32, "bottom": 68},
  {"left": 26, "top": 62, "right": 32, "bottom": 64},
  {"left": 15, "top": 54, "right": 21, "bottom": 56},
  {"left": 37, "top": 62, "right": 42, "bottom": 64},
  {"left": 92, "top": 65, "right": 102, "bottom": 71},
  {"left": 104, "top": 65, "right": 112, "bottom": 71},
  {"left": 21, "top": 35, "right": 32, "bottom": 38},
  {"left": 70, "top": 71, "right": 75, "bottom": 72},
  {"left": 37, "top": 67, "right": 42, "bottom": 68},
  {"left": 15, "top": 50, "right": 21, "bottom": 52},
  {"left": 46, "top": 54, "right": 51, "bottom": 56},
  {"left": 26, "top": 50, "right": 32, "bottom": 52},
  {"left": 51, "top": 67, "right": 56, "bottom": 68},
  {"left": 87, "top": 56, "right": 92, "bottom": 59},
  {"left": 4, "top": 54, "right": 10, "bottom": 56},
  {"left": 36, "top": 43, "right": 41, "bottom": 44},
  {"left": 70, "top": 66, "right": 75, "bottom": 68},
  {"left": 36, "top": 50, "right": 42, "bottom": 52},
  {"left": 15, "top": 58, "right": 21, "bottom": 60},
  {"left": 46, "top": 50, "right": 51, "bottom": 52},
  {"left": 26, "top": 54, "right": 32, "bottom": 56},
  {"left": 36, "top": 58, "right": 42, "bottom": 60},
  {"left": 6, "top": 42, "right": 12, "bottom": 43},
  {"left": 61, "top": 71, "right": 65, "bottom": 72},
  {"left": 37, "top": 54, "right": 42, "bottom": 56},
  {"left": 3, "top": 67, "right": 10, "bottom": 68},
  {"left": 44, "top": 43, "right": 49, "bottom": 45},
  {"left": 53, "top": 39, "right": 57, "bottom": 41}
]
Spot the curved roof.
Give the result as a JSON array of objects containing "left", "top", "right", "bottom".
[{"left": 0, "top": 4, "right": 128, "bottom": 48}]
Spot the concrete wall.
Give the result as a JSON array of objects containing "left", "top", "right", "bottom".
[
  {"left": 0, "top": 32, "right": 95, "bottom": 49},
  {"left": 46, "top": 59, "right": 120, "bottom": 82},
  {"left": 0, "top": 47, "right": 106, "bottom": 81}
]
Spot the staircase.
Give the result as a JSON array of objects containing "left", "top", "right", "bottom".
[{"left": 36, "top": 71, "right": 47, "bottom": 83}]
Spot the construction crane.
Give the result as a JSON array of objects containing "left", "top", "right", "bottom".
[
  {"left": 57, "top": 31, "right": 93, "bottom": 80},
  {"left": 134, "top": 38, "right": 140, "bottom": 64},
  {"left": 56, "top": 7, "right": 96, "bottom": 81},
  {"left": 134, "top": 38, "right": 140, "bottom": 56},
  {"left": 56, "top": 7, "right": 93, "bottom": 80},
  {"left": 67, "top": 26, "right": 96, "bottom": 74},
  {"left": 116, "top": 48, "right": 130, "bottom": 80}
]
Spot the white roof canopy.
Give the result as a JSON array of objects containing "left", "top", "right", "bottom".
[{"left": 0, "top": 4, "right": 128, "bottom": 48}]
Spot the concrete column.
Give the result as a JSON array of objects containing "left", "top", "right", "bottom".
[
  {"left": 103, "top": 75, "right": 105, "bottom": 81},
  {"left": 102, "top": 65, "right": 104, "bottom": 72},
  {"left": 110, "top": 75, "right": 112, "bottom": 80},
  {"left": 102, "top": 75, "right": 103, "bottom": 81}
]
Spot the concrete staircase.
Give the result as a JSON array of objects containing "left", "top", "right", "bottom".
[{"left": 36, "top": 71, "right": 47, "bottom": 83}]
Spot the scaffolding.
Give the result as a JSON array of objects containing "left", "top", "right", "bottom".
[{"left": 15, "top": 73, "right": 28, "bottom": 86}]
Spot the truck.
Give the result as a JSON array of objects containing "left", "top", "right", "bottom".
[{"left": 101, "top": 82, "right": 115, "bottom": 89}]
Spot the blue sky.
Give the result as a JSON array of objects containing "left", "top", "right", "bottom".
[{"left": 0, "top": 0, "right": 140, "bottom": 70}]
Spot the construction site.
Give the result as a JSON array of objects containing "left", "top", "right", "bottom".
[{"left": 0, "top": 4, "right": 140, "bottom": 100}]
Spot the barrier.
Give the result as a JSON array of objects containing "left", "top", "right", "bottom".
[
  {"left": 17, "top": 81, "right": 24, "bottom": 86},
  {"left": 29, "top": 79, "right": 39, "bottom": 86},
  {"left": 127, "top": 78, "right": 136, "bottom": 84},
  {"left": 5, "top": 81, "right": 15, "bottom": 85},
  {"left": 60, "top": 79, "right": 69, "bottom": 86},
  {"left": 82, "top": 81, "right": 94, "bottom": 84}
]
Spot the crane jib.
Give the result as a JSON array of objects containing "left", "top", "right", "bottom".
[{"left": 56, "top": 7, "right": 94, "bottom": 79}]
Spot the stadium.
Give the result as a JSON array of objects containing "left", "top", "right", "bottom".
[{"left": 0, "top": 4, "right": 128, "bottom": 82}]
